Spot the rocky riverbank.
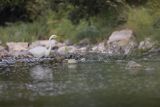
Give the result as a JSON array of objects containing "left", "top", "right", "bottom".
[{"left": 0, "top": 29, "right": 159, "bottom": 67}]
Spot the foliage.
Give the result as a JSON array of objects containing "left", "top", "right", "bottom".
[
  {"left": 125, "top": 7, "right": 154, "bottom": 40},
  {"left": 51, "top": 0, "right": 126, "bottom": 24},
  {"left": 0, "top": 0, "right": 48, "bottom": 25},
  {"left": 125, "top": 6, "right": 160, "bottom": 41},
  {"left": 76, "top": 25, "right": 100, "bottom": 43},
  {"left": 0, "top": 0, "right": 160, "bottom": 43},
  {"left": 0, "top": 20, "right": 49, "bottom": 43},
  {"left": 125, "top": 0, "right": 148, "bottom": 6}
]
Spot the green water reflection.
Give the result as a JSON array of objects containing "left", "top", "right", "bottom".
[{"left": 0, "top": 61, "right": 160, "bottom": 107}]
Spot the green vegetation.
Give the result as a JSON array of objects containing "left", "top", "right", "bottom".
[{"left": 0, "top": 0, "right": 159, "bottom": 43}]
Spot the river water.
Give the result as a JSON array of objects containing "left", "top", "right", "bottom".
[{"left": 0, "top": 58, "right": 160, "bottom": 107}]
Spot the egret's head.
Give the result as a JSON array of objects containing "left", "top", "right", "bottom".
[{"left": 50, "top": 35, "right": 57, "bottom": 39}]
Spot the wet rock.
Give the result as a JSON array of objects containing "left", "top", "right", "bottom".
[
  {"left": 65, "top": 53, "right": 82, "bottom": 60},
  {"left": 67, "top": 59, "right": 77, "bottom": 64},
  {"left": 138, "top": 38, "right": 156, "bottom": 51},
  {"left": 126, "top": 61, "right": 142, "bottom": 69},
  {"left": 80, "top": 58, "right": 86, "bottom": 62},
  {"left": 7, "top": 42, "right": 29, "bottom": 52},
  {"left": 106, "top": 29, "right": 137, "bottom": 55}
]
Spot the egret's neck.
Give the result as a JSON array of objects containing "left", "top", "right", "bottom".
[
  {"left": 47, "top": 35, "right": 57, "bottom": 54},
  {"left": 47, "top": 37, "right": 53, "bottom": 54}
]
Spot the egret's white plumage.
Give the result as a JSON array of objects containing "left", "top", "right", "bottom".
[{"left": 29, "top": 35, "right": 57, "bottom": 58}]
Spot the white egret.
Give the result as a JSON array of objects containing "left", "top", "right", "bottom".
[{"left": 29, "top": 35, "right": 57, "bottom": 58}]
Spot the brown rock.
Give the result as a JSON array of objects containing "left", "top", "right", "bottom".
[{"left": 6, "top": 42, "right": 29, "bottom": 52}]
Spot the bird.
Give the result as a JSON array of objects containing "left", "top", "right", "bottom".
[{"left": 29, "top": 35, "right": 57, "bottom": 58}]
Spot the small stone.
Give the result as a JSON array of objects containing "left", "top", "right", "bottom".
[
  {"left": 78, "top": 38, "right": 90, "bottom": 47},
  {"left": 67, "top": 59, "right": 77, "bottom": 64},
  {"left": 126, "top": 61, "right": 142, "bottom": 69},
  {"left": 80, "top": 58, "right": 86, "bottom": 62}
]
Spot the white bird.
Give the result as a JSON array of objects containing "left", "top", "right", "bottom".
[{"left": 29, "top": 35, "right": 57, "bottom": 58}]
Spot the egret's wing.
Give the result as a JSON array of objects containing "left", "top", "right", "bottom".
[{"left": 29, "top": 46, "right": 47, "bottom": 57}]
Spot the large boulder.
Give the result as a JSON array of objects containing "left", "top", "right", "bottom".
[
  {"left": 6, "top": 42, "right": 29, "bottom": 57},
  {"left": 6, "top": 42, "right": 29, "bottom": 52},
  {"left": 106, "top": 29, "right": 137, "bottom": 55}
]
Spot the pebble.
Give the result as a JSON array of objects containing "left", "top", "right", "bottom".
[{"left": 67, "top": 59, "right": 77, "bottom": 64}]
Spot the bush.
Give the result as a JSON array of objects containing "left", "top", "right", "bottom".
[
  {"left": 125, "top": 7, "right": 154, "bottom": 40},
  {"left": 76, "top": 25, "right": 100, "bottom": 43}
]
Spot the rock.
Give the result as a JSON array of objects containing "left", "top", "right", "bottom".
[
  {"left": 78, "top": 47, "right": 88, "bottom": 53},
  {"left": 108, "top": 29, "right": 133, "bottom": 43},
  {"left": 91, "top": 42, "right": 106, "bottom": 53},
  {"left": 64, "top": 39, "right": 73, "bottom": 46},
  {"left": 138, "top": 38, "right": 156, "bottom": 51},
  {"left": 80, "top": 58, "right": 86, "bottom": 62},
  {"left": 57, "top": 46, "right": 68, "bottom": 55},
  {"left": 0, "top": 45, "right": 5, "bottom": 50},
  {"left": 68, "top": 46, "right": 78, "bottom": 54},
  {"left": 126, "top": 61, "right": 144, "bottom": 75},
  {"left": 0, "top": 46, "right": 9, "bottom": 57},
  {"left": 56, "top": 42, "right": 65, "bottom": 48},
  {"left": 126, "top": 61, "right": 142, "bottom": 69},
  {"left": 6, "top": 42, "right": 29, "bottom": 52},
  {"left": 106, "top": 29, "right": 137, "bottom": 55},
  {"left": 29, "top": 40, "right": 57, "bottom": 49},
  {"left": 57, "top": 46, "right": 78, "bottom": 55},
  {"left": 11, "top": 51, "right": 31, "bottom": 58},
  {"left": 67, "top": 59, "right": 77, "bottom": 64},
  {"left": 78, "top": 38, "right": 91, "bottom": 47},
  {"left": 6, "top": 42, "right": 29, "bottom": 57}
]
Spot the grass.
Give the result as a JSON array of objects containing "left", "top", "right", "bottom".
[
  {"left": 124, "top": 6, "right": 160, "bottom": 41},
  {"left": 125, "top": 7, "right": 154, "bottom": 40},
  {"left": 0, "top": 21, "right": 50, "bottom": 43}
]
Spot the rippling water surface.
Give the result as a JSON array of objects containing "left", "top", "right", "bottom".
[{"left": 0, "top": 59, "right": 160, "bottom": 107}]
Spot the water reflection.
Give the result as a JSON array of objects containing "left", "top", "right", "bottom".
[
  {"left": 30, "top": 65, "right": 53, "bottom": 81},
  {"left": 0, "top": 61, "right": 159, "bottom": 107},
  {"left": 67, "top": 64, "right": 77, "bottom": 69}
]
